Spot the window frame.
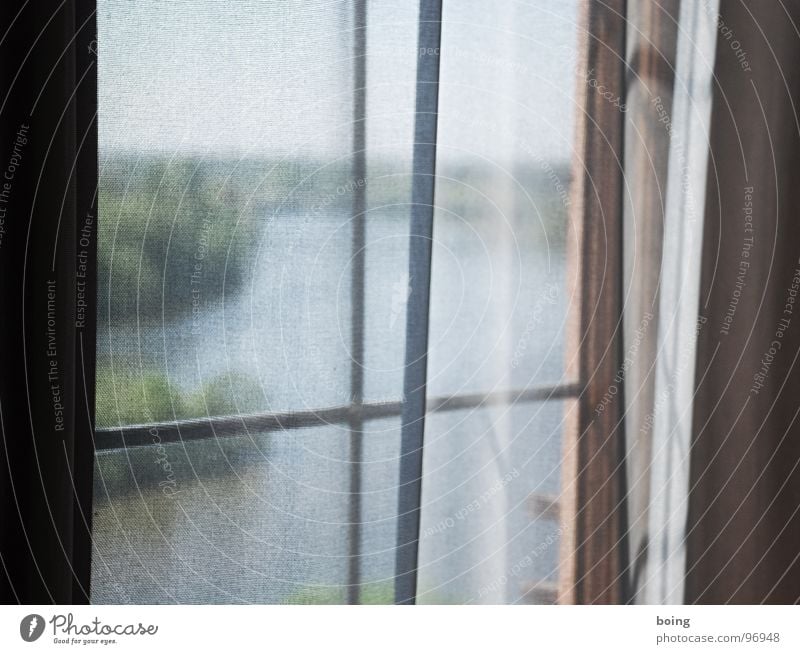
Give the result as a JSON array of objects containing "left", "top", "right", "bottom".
[{"left": 90, "top": 0, "right": 624, "bottom": 606}]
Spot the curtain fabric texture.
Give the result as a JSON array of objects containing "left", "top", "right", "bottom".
[
  {"left": 394, "top": 0, "right": 442, "bottom": 605},
  {"left": 622, "top": 0, "right": 800, "bottom": 604},
  {"left": 4, "top": 0, "right": 800, "bottom": 607},
  {"left": 687, "top": 0, "right": 800, "bottom": 604},
  {"left": 90, "top": 0, "right": 583, "bottom": 605},
  {"left": 416, "top": 0, "right": 582, "bottom": 604},
  {"left": 621, "top": 0, "right": 720, "bottom": 604},
  {"left": 622, "top": 0, "right": 681, "bottom": 604},
  {"left": 644, "top": 0, "right": 719, "bottom": 605},
  {"left": 0, "top": 1, "right": 98, "bottom": 603}
]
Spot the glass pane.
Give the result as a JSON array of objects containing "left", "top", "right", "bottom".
[
  {"left": 417, "top": 401, "right": 573, "bottom": 604},
  {"left": 92, "top": 418, "right": 400, "bottom": 603},
  {"left": 362, "top": 0, "right": 419, "bottom": 402},
  {"left": 95, "top": 0, "right": 394, "bottom": 427},
  {"left": 93, "top": 0, "right": 418, "bottom": 604},
  {"left": 94, "top": 0, "right": 580, "bottom": 606},
  {"left": 427, "top": 0, "right": 580, "bottom": 398}
]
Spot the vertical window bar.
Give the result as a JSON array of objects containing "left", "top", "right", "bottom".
[
  {"left": 347, "top": 0, "right": 368, "bottom": 605},
  {"left": 558, "top": 0, "right": 630, "bottom": 605},
  {"left": 394, "top": 0, "right": 443, "bottom": 605}
]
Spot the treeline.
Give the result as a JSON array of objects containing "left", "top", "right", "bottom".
[{"left": 98, "top": 154, "right": 571, "bottom": 322}]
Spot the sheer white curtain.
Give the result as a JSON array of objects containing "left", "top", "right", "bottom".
[
  {"left": 93, "top": 0, "right": 582, "bottom": 605},
  {"left": 416, "top": 0, "right": 580, "bottom": 604},
  {"left": 635, "top": 0, "right": 720, "bottom": 605}
]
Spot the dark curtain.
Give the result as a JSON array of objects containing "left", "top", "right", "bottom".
[
  {"left": 688, "top": 0, "right": 800, "bottom": 603},
  {"left": 0, "top": 2, "right": 97, "bottom": 603}
]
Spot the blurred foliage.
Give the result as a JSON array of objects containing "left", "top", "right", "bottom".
[
  {"left": 98, "top": 155, "right": 570, "bottom": 323},
  {"left": 283, "top": 581, "right": 395, "bottom": 605},
  {"left": 99, "top": 156, "right": 273, "bottom": 322},
  {"left": 95, "top": 364, "right": 265, "bottom": 428},
  {"left": 95, "top": 155, "right": 571, "bottom": 427}
]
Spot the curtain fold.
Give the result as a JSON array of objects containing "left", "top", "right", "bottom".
[
  {"left": 0, "top": 1, "right": 97, "bottom": 603},
  {"left": 641, "top": 0, "right": 719, "bottom": 605},
  {"left": 394, "top": 0, "right": 442, "bottom": 605},
  {"left": 621, "top": 0, "right": 681, "bottom": 604}
]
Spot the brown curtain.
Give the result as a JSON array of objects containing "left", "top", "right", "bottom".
[{"left": 687, "top": 0, "right": 800, "bottom": 604}]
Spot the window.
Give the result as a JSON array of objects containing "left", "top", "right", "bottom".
[
  {"left": 6, "top": 0, "right": 800, "bottom": 612},
  {"left": 91, "top": 0, "right": 589, "bottom": 604}
]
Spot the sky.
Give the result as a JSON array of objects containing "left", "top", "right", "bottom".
[{"left": 98, "top": 0, "right": 580, "bottom": 161}]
